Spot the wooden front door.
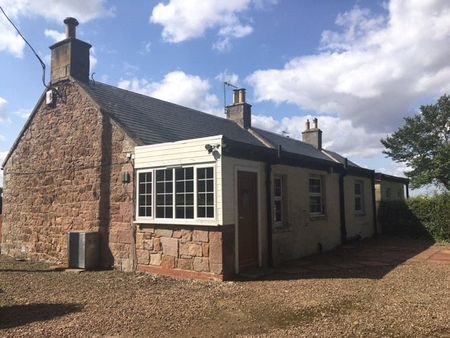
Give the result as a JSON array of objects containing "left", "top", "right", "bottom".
[{"left": 237, "top": 171, "right": 258, "bottom": 270}]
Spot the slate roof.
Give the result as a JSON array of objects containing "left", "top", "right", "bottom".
[
  {"left": 322, "top": 149, "right": 360, "bottom": 167},
  {"left": 251, "top": 127, "right": 333, "bottom": 162},
  {"left": 79, "top": 81, "right": 264, "bottom": 147}
]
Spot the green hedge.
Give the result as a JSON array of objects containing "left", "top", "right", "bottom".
[{"left": 378, "top": 194, "right": 450, "bottom": 242}]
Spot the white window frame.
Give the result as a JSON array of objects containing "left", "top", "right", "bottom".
[
  {"left": 309, "top": 176, "right": 325, "bottom": 216},
  {"left": 354, "top": 180, "right": 365, "bottom": 214},
  {"left": 135, "top": 164, "right": 216, "bottom": 225}
]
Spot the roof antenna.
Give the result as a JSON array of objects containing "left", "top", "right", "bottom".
[
  {"left": 0, "top": 6, "right": 49, "bottom": 89},
  {"left": 223, "top": 81, "right": 238, "bottom": 114}
]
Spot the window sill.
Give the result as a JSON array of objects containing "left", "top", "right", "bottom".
[
  {"left": 309, "top": 214, "right": 327, "bottom": 221},
  {"left": 134, "top": 219, "right": 220, "bottom": 227}
]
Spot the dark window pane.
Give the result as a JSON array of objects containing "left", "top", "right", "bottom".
[
  {"left": 355, "top": 183, "right": 361, "bottom": 195},
  {"left": 156, "top": 195, "right": 164, "bottom": 205},
  {"left": 176, "top": 207, "right": 184, "bottom": 218},
  {"left": 165, "top": 194, "right": 173, "bottom": 205},
  {"left": 139, "top": 195, "right": 145, "bottom": 206},
  {"left": 198, "top": 193, "right": 205, "bottom": 205},
  {"left": 206, "top": 180, "right": 213, "bottom": 192},
  {"left": 186, "top": 167, "right": 193, "bottom": 179},
  {"left": 274, "top": 178, "right": 282, "bottom": 197},
  {"left": 198, "top": 207, "right": 205, "bottom": 218},
  {"left": 175, "top": 168, "right": 184, "bottom": 180},
  {"left": 206, "top": 207, "right": 214, "bottom": 218},
  {"left": 198, "top": 181, "right": 205, "bottom": 192},
  {"left": 186, "top": 180, "right": 193, "bottom": 192},
  {"left": 166, "top": 169, "right": 173, "bottom": 180},
  {"left": 206, "top": 193, "right": 213, "bottom": 205},
  {"left": 186, "top": 193, "right": 194, "bottom": 205},
  {"left": 156, "top": 207, "right": 164, "bottom": 218},
  {"left": 355, "top": 198, "right": 362, "bottom": 211},
  {"left": 274, "top": 200, "right": 282, "bottom": 222},
  {"left": 156, "top": 182, "right": 164, "bottom": 193},
  {"left": 165, "top": 208, "right": 173, "bottom": 218},
  {"left": 139, "top": 207, "right": 145, "bottom": 217},
  {"left": 175, "top": 194, "right": 184, "bottom": 205},
  {"left": 165, "top": 182, "right": 173, "bottom": 193},
  {"left": 156, "top": 170, "right": 164, "bottom": 181},
  {"left": 176, "top": 181, "right": 184, "bottom": 192},
  {"left": 186, "top": 207, "right": 194, "bottom": 219},
  {"left": 206, "top": 167, "right": 213, "bottom": 178},
  {"left": 197, "top": 168, "right": 205, "bottom": 179}
]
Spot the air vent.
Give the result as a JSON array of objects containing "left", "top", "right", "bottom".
[
  {"left": 45, "top": 89, "right": 54, "bottom": 105},
  {"left": 68, "top": 231, "right": 99, "bottom": 269}
]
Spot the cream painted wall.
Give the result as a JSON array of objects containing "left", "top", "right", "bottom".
[
  {"left": 375, "top": 181, "right": 406, "bottom": 202},
  {"left": 344, "top": 176, "right": 375, "bottom": 239},
  {"left": 270, "top": 164, "right": 341, "bottom": 265},
  {"left": 222, "top": 156, "right": 268, "bottom": 269}
]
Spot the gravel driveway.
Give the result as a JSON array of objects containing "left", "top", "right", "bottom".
[{"left": 1, "top": 236, "right": 449, "bottom": 337}]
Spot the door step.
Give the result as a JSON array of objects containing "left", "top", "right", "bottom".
[{"left": 239, "top": 267, "right": 274, "bottom": 279}]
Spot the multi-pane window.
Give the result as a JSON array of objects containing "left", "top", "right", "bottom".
[
  {"left": 138, "top": 172, "right": 152, "bottom": 217},
  {"left": 137, "top": 166, "right": 215, "bottom": 220},
  {"left": 175, "top": 167, "right": 194, "bottom": 219},
  {"left": 155, "top": 169, "right": 173, "bottom": 218},
  {"left": 273, "top": 176, "right": 285, "bottom": 225},
  {"left": 354, "top": 181, "right": 364, "bottom": 213},
  {"left": 197, "top": 167, "right": 214, "bottom": 218},
  {"left": 309, "top": 177, "right": 324, "bottom": 215}
]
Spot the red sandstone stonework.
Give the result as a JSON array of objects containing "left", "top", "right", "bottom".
[
  {"left": 1, "top": 81, "right": 136, "bottom": 271},
  {"left": 136, "top": 225, "right": 226, "bottom": 279}
]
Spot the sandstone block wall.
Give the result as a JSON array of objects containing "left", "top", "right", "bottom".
[
  {"left": 1, "top": 80, "right": 135, "bottom": 270},
  {"left": 136, "top": 224, "right": 235, "bottom": 280}
]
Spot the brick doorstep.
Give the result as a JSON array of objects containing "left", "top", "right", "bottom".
[{"left": 137, "top": 264, "right": 223, "bottom": 281}]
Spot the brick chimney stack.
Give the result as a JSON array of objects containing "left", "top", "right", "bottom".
[
  {"left": 226, "top": 88, "right": 252, "bottom": 129},
  {"left": 50, "top": 17, "right": 91, "bottom": 84},
  {"left": 302, "top": 118, "right": 322, "bottom": 150}
]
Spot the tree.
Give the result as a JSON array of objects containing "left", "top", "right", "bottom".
[{"left": 381, "top": 94, "right": 450, "bottom": 191}]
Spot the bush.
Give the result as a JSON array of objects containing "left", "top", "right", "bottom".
[{"left": 378, "top": 194, "right": 450, "bottom": 242}]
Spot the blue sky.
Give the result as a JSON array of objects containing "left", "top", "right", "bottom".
[{"left": 1, "top": 0, "right": 449, "bottom": 195}]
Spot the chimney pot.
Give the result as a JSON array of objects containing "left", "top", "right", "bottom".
[
  {"left": 64, "top": 17, "right": 79, "bottom": 39},
  {"left": 313, "top": 117, "right": 318, "bottom": 129},
  {"left": 305, "top": 119, "right": 310, "bottom": 130},
  {"left": 233, "top": 88, "right": 246, "bottom": 104}
]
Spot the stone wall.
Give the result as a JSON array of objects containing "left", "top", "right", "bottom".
[
  {"left": 1, "top": 80, "right": 135, "bottom": 270},
  {"left": 136, "top": 224, "right": 235, "bottom": 280}
]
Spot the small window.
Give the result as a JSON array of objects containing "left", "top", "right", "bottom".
[
  {"left": 155, "top": 169, "right": 173, "bottom": 218},
  {"left": 354, "top": 180, "right": 364, "bottom": 213},
  {"left": 309, "top": 176, "right": 324, "bottom": 215},
  {"left": 138, "top": 172, "right": 152, "bottom": 217},
  {"left": 197, "top": 167, "right": 214, "bottom": 218},
  {"left": 273, "top": 176, "right": 286, "bottom": 226}
]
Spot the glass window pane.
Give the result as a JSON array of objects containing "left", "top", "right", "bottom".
[
  {"left": 206, "top": 167, "right": 213, "bottom": 178},
  {"left": 206, "top": 193, "right": 213, "bottom": 205},
  {"left": 176, "top": 207, "right": 184, "bottom": 218},
  {"left": 186, "top": 180, "right": 193, "bottom": 193},
  {"left": 156, "top": 207, "right": 164, "bottom": 218},
  {"left": 176, "top": 181, "right": 184, "bottom": 192},
  {"left": 186, "top": 207, "right": 194, "bottom": 219},
  {"left": 165, "top": 182, "right": 173, "bottom": 193},
  {"left": 156, "top": 170, "right": 164, "bottom": 181},
  {"left": 175, "top": 168, "right": 184, "bottom": 180},
  {"left": 186, "top": 193, "right": 194, "bottom": 205},
  {"left": 166, "top": 169, "right": 173, "bottom": 180},
  {"left": 156, "top": 182, "right": 164, "bottom": 193},
  {"left": 274, "top": 178, "right": 282, "bottom": 197},
  {"left": 165, "top": 208, "right": 173, "bottom": 218},
  {"left": 206, "top": 180, "right": 213, "bottom": 192},
  {"left": 175, "top": 194, "right": 184, "bottom": 205},
  {"left": 198, "top": 207, "right": 206, "bottom": 218},
  {"left": 198, "top": 180, "right": 205, "bottom": 192},
  {"left": 186, "top": 167, "right": 193, "bottom": 179},
  {"left": 206, "top": 207, "right": 214, "bottom": 218},
  {"left": 198, "top": 193, "right": 205, "bottom": 205},
  {"left": 197, "top": 168, "right": 205, "bottom": 179},
  {"left": 274, "top": 200, "right": 282, "bottom": 222}
]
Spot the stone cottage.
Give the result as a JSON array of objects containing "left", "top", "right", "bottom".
[{"left": 1, "top": 18, "right": 399, "bottom": 280}]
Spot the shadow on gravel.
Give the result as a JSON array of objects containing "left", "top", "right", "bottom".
[
  {"left": 0, "top": 303, "right": 83, "bottom": 329},
  {"left": 257, "top": 236, "right": 435, "bottom": 281}
]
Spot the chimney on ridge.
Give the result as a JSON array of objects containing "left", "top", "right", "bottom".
[
  {"left": 302, "top": 118, "right": 322, "bottom": 150},
  {"left": 49, "top": 17, "right": 91, "bottom": 84},
  {"left": 226, "top": 88, "right": 252, "bottom": 129}
]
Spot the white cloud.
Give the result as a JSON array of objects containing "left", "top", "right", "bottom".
[
  {"left": 0, "top": 97, "right": 9, "bottom": 122},
  {"left": 0, "top": 0, "right": 112, "bottom": 56},
  {"left": 44, "top": 29, "right": 65, "bottom": 42},
  {"left": 118, "top": 71, "right": 222, "bottom": 116},
  {"left": 90, "top": 47, "right": 97, "bottom": 70},
  {"left": 0, "top": 0, "right": 113, "bottom": 23},
  {"left": 247, "top": 0, "right": 450, "bottom": 134},
  {"left": 13, "top": 108, "right": 31, "bottom": 119},
  {"left": 150, "top": 0, "right": 275, "bottom": 50},
  {"left": 215, "top": 71, "right": 239, "bottom": 86},
  {"left": 0, "top": 18, "right": 25, "bottom": 57},
  {"left": 253, "top": 114, "right": 386, "bottom": 158}
]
